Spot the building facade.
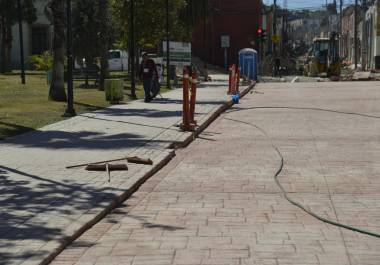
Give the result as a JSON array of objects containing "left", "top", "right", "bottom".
[
  {"left": 288, "top": 18, "right": 322, "bottom": 46},
  {"left": 364, "top": 0, "right": 380, "bottom": 69},
  {"left": 340, "top": 1, "right": 380, "bottom": 70},
  {"left": 192, "top": 0, "right": 262, "bottom": 68},
  {"left": 11, "top": 0, "right": 52, "bottom": 68},
  {"left": 340, "top": 6, "right": 356, "bottom": 63}
]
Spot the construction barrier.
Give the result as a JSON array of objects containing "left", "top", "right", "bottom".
[
  {"left": 228, "top": 64, "right": 236, "bottom": 95},
  {"left": 228, "top": 64, "right": 240, "bottom": 95},
  {"left": 189, "top": 71, "right": 197, "bottom": 125},
  {"left": 180, "top": 67, "right": 197, "bottom": 131}
]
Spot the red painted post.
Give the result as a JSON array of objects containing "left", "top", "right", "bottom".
[
  {"left": 190, "top": 70, "right": 197, "bottom": 125},
  {"left": 228, "top": 64, "right": 236, "bottom": 95},
  {"left": 181, "top": 67, "right": 193, "bottom": 131},
  {"left": 228, "top": 65, "right": 232, "bottom": 94}
]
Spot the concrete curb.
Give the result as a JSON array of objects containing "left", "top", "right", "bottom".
[
  {"left": 171, "top": 83, "right": 255, "bottom": 148},
  {"left": 40, "top": 150, "right": 175, "bottom": 265},
  {"left": 40, "top": 83, "right": 255, "bottom": 265},
  {"left": 195, "top": 82, "right": 254, "bottom": 137}
]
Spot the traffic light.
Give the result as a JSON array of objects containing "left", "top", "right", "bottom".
[
  {"left": 257, "top": 27, "right": 263, "bottom": 37},
  {"left": 257, "top": 27, "right": 267, "bottom": 42}
]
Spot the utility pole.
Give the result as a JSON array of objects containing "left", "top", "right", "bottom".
[
  {"left": 17, "top": 0, "right": 25, "bottom": 84},
  {"left": 203, "top": 0, "right": 208, "bottom": 80},
  {"left": 129, "top": 0, "right": 137, "bottom": 98},
  {"left": 340, "top": 0, "right": 343, "bottom": 58},
  {"left": 326, "top": 0, "right": 330, "bottom": 34},
  {"left": 64, "top": 0, "right": 76, "bottom": 117},
  {"left": 273, "top": 0, "right": 277, "bottom": 57},
  {"left": 166, "top": 0, "right": 171, "bottom": 89},
  {"left": 354, "top": 0, "right": 358, "bottom": 69},
  {"left": 282, "top": 0, "right": 288, "bottom": 56}
]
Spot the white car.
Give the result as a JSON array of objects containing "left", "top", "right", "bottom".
[{"left": 108, "top": 50, "right": 128, "bottom": 71}]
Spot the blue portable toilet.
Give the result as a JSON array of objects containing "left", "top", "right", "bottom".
[{"left": 239, "top": 48, "right": 258, "bottom": 81}]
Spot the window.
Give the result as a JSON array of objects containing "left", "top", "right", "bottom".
[{"left": 108, "top": 51, "right": 121, "bottom": 59}]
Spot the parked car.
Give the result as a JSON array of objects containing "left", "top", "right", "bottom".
[{"left": 108, "top": 50, "right": 128, "bottom": 71}]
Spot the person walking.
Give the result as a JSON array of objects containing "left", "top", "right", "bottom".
[{"left": 139, "top": 52, "right": 158, "bottom": 102}]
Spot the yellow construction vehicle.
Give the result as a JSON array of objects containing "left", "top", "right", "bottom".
[{"left": 304, "top": 32, "right": 341, "bottom": 77}]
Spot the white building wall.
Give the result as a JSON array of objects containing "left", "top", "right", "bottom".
[
  {"left": 11, "top": 0, "right": 52, "bottom": 68},
  {"left": 365, "top": 0, "right": 380, "bottom": 69}
]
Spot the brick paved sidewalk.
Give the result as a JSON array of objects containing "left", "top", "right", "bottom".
[
  {"left": 52, "top": 81, "right": 380, "bottom": 265},
  {"left": 0, "top": 76, "right": 251, "bottom": 265}
]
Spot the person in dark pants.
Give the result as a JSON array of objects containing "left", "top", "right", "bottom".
[
  {"left": 274, "top": 57, "right": 281, "bottom": 77},
  {"left": 139, "top": 52, "right": 158, "bottom": 102}
]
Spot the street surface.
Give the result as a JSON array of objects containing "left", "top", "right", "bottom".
[{"left": 52, "top": 81, "right": 380, "bottom": 265}]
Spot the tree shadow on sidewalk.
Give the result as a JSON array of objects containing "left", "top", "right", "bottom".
[
  {"left": 148, "top": 98, "right": 225, "bottom": 106},
  {"left": 95, "top": 107, "right": 182, "bottom": 118},
  {"left": 0, "top": 165, "right": 121, "bottom": 263},
  {"left": 4, "top": 130, "right": 171, "bottom": 150}
]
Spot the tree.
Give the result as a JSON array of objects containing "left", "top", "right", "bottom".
[
  {"left": 72, "top": 0, "right": 114, "bottom": 90},
  {"left": 0, "top": 0, "right": 36, "bottom": 73},
  {"left": 181, "top": 0, "right": 210, "bottom": 75},
  {"left": 46, "top": 0, "right": 67, "bottom": 101},
  {"left": 182, "top": 0, "right": 209, "bottom": 27},
  {"left": 98, "top": 0, "right": 112, "bottom": 91},
  {"left": 111, "top": 0, "right": 190, "bottom": 50}
]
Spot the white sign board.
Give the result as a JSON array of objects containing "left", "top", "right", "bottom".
[
  {"left": 221, "top": 35, "right": 230, "bottom": 48},
  {"left": 163, "top": 41, "right": 191, "bottom": 67}
]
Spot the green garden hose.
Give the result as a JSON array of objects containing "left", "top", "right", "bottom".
[{"left": 224, "top": 111, "right": 380, "bottom": 239}]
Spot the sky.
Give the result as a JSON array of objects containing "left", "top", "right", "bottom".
[
  {"left": 262, "top": 0, "right": 356, "bottom": 11},
  {"left": 263, "top": 0, "right": 325, "bottom": 11}
]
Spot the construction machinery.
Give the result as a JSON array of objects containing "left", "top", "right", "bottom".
[{"left": 304, "top": 32, "right": 341, "bottom": 77}]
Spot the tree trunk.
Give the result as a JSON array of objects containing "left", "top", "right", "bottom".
[
  {"left": 48, "top": 0, "right": 67, "bottom": 102},
  {"left": 98, "top": 0, "right": 110, "bottom": 91},
  {"left": 99, "top": 52, "right": 109, "bottom": 91},
  {"left": 1, "top": 18, "right": 13, "bottom": 73},
  {"left": 0, "top": 17, "right": 6, "bottom": 73}
]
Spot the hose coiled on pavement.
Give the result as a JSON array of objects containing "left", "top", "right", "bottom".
[{"left": 223, "top": 113, "right": 380, "bottom": 239}]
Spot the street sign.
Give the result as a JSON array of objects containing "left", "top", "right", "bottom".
[
  {"left": 163, "top": 41, "right": 191, "bottom": 67},
  {"left": 272, "top": 34, "right": 281, "bottom": 43},
  {"left": 221, "top": 35, "right": 230, "bottom": 48}
]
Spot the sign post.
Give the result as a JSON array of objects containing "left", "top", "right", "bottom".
[{"left": 221, "top": 35, "right": 230, "bottom": 70}]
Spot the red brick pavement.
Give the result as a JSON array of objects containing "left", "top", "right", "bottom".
[{"left": 52, "top": 82, "right": 380, "bottom": 265}]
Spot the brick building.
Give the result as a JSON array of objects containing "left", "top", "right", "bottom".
[{"left": 192, "top": 0, "right": 262, "bottom": 68}]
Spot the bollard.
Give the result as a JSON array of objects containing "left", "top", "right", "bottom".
[
  {"left": 189, "top": 70, "right": 197, "bottom": 125},
  {"left": 228, "top": 64, "right": 236, "bottom": 95},
  {"left": 228, "top": 65, "right": 233, "bottom": 94},
  {"left": 180, "top": 67, "right": 194, "bottom": 131},
  {"left": 235, "top": 68, "right": 240, "bottom": 94}
]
